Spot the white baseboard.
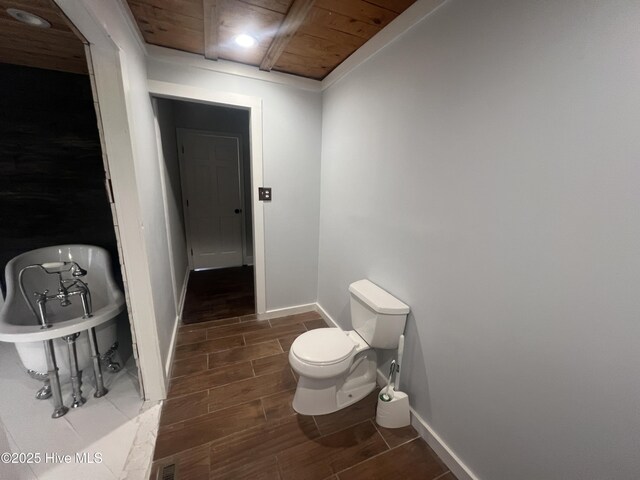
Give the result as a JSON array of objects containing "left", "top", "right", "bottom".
[
  {"left": 177, "top": 267, "right": 190, "bottom": 318},
  {"left": 164, "top": 314, "right": 180, "bottom": 377},
  {"left": 317, "top": 302, "right": 478, "bottom": 480},
  {"left": 375, "top": 367, "right": 388, "bottom": 388},
  {"left": 373, "top": 363, "right": 478, "bottom": 480},
  {"left": 314, "top": 302, "right": 341, "bottom": 328},
  {"left": 257, "top": 303, "right": 317, "bottom": 320},
  {"left": 410, "top": 409, "right": 478, "bottom": 480},
  {"left": 165, "top": 268, "right": 190, "bottom": 378}
]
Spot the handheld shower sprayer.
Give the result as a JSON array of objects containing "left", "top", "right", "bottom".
[{"left": 39, "top": 261, "right": 87, "bottom": 277}]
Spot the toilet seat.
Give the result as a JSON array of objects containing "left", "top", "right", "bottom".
[
  {"left": 291, "top": 328, "right": 355, "bottom": 365},
  {"left": 289, "top": 328, "right": 360, "bottom": 379}
]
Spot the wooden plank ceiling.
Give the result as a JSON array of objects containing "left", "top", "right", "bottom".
[
  {"left": 0, "top": 0, "right": 87, "bottom": 74},
  {"left": 127, "top": 0, "right": 417, "bottom": 80}
]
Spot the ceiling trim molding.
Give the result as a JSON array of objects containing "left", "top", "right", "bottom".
[
  {"left": 146, "top": 44, "right": 322, "bottom": 92},
  {"left": 260, "top": 0, "right": 315, "bottom": 72},
  {"left": 321, "top": 0, "right": 448, "bottom": 91}
]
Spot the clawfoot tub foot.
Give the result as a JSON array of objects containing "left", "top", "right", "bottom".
[
  {"left": 27, "top": 369, "right": 52, "bottom": 400},
  {"left": 36, "top": 383, "right": 52, "bottom": 400},
  {"left": 100, "top": 341, "right": 121, "bottom": 372}
]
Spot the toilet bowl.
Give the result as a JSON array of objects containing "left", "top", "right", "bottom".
[
  {"left": 289, "top": 279, "right": 409, "bottom": 416},
  {"left": 289, "top": 328, "right": 377, "bottom": 415}
]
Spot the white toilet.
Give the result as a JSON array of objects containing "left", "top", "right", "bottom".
[{"left": 289, "top": 279, "right": 409, "bottom": 415}]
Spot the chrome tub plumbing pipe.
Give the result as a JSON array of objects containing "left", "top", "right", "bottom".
[
  {"left": 89, "top": 327, "right": 108, "bottom": 398},
  {"left": 17, "top": 260, "right": 95, "bottom": 417},
  {"left": 43, "top": 339, "right": 68, "bottom": 419},
  {"left": 64, "top": 333, "right": 86, "bottom": 408},
  {"left": 18, "top": 261, "right": 90, "bottom": 329}
]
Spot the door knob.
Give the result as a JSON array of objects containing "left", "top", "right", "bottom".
[{"left": 234, "top": 209, "right": 242, "bottom": 214}]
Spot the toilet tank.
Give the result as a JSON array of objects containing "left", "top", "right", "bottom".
[{"left": 349, "top": 280, "right": 409, "bottom": 349}]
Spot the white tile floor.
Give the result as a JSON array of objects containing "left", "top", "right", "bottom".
[{"left": 0, "top": 340, "right": 148, "bottom": 480}]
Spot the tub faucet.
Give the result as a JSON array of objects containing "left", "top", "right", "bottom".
[{"left": 19, "top": 261, "right": 92, "bottom": 329}]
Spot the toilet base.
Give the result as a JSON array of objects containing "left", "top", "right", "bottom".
[{"left": 292, "top": 350, "right": 377, "bottom": 416}]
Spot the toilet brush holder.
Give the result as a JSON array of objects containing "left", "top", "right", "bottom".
[{"left": 376, "top": 386, "right": 410, "bottom": 429}]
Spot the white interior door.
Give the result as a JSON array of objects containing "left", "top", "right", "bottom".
[{"left": 178, "top": 129, "right": 244, "bottom": 269}]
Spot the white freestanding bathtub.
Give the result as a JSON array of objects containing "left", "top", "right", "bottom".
[{"left": 0, "top": 245, "right": 125, "bottom": 379}]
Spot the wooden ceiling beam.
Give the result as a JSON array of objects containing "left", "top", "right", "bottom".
[
  {"left": 203, "top": 0, "right": 220, "bottom": 60},
  {"left": 260, "top": 0, "right": 315, "bottom": 72}
]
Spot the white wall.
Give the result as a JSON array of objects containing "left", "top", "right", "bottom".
[
  {"left": 147, "top": 56, "right": 322, "bottom": 310},
  {"left": 318, "top": 1, "right": 640, "bottom": 479},
  {"left": 57, "top": 0, "right": 181, "bottom": 397},
  {"left": 154, "top": 99, "right": 188, "bottom": 309}
]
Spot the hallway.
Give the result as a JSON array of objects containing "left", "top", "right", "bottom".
[{"left": 181, "top": 267, "right": 255, "bottom": 325}]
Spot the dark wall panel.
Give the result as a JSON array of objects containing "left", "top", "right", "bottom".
[{"left": 0, "top": 63, "right": 118, "bottom": 291}]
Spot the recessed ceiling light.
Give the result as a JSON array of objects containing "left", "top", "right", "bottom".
[
  {"left": 6, "top": 8, "right": 51, "bottom": 28},
  {"left": 234, "top": 34, "right": 257, "bottom": 48}
]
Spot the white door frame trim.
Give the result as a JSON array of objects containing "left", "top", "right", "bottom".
[{"left": 147, "top": 80, "right": 267, "bottom": 314}]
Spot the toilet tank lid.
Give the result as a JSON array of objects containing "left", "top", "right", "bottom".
[{"left": 349, "top": 280, "right": 410, "bottom": 315}]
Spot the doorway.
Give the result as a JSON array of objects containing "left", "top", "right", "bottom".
[
  {"left": 149, "top": 82, "right": 266, "bottom": 315},
  {"left": 153, "top": 96, "right": 262, "bottom": 322}
]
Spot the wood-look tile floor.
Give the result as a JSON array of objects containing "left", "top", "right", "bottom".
[
  {"left": 182, "top": 267, "right": 255, "bottom": 324},
  {"left": 151, "top": 311, "right": 457, "bottom": 480}
]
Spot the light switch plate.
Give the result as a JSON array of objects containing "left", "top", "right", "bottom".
[{"left": 258, "top": 187, "right": 272, "bottom": 201}]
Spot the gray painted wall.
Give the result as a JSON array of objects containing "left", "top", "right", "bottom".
[
  {"left": 318, "top": 1, "right": 640, "bottom": 478},
  {"left": 147, "top": 59, "right": 323, "bottom": 310},
  {"left": 155, "top": 99, "right": 188, "bottom": 310}
]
